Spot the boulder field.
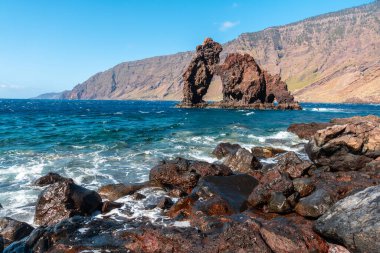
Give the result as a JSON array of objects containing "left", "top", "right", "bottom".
[{"left": 1, "top": 115, "right": 379, "bottom": 253}]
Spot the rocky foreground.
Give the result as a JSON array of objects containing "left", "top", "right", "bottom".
[{"left": 1, "top": 115, "right": 379, "bottom": 253}]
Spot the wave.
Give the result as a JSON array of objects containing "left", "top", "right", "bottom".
[{"left": 307, "top": 108, "right": 350, "bottom": 113}]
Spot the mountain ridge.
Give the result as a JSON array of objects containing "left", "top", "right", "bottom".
[{"left": 42, "top": 1, "right": 380, "bottom": 103}]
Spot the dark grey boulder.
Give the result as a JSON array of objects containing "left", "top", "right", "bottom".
[
  {"left": 314, "top": 185, "right": 380, "bottom": 253},
  {"left": 295, "top": 189, "right": 334, "bottom": 218}
]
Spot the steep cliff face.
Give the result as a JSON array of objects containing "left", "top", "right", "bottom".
[{"left": 65, "top": 2, "right": 380, "bottom": 103}]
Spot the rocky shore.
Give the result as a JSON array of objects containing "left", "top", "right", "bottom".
[{"left": 1, "top": 115, "right": 379, "bottom": 253}]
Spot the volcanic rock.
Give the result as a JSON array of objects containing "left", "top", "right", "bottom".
[
  {"left": 33, "top": 172, "right": 73, "bottom": 186},
  {"left": 305, "top": 118, "right": 380, "bottom": 171},
  {"left": 101, "top": 201, "right": 123, "bottom": 213},
  {"left": 34, "top": 181, "right": 103, "bottom": 226},
  {"left": 267, "top": 192, "right": 292, "bottom": 213},
  {"left": 180, "top": 38, "right": 222, "bottom": 106},
  {"left": 248, "top": 168, "right": 294, "bottom": 208},
  {"left": 212, "top": 142, "right": 241, "bottom": 159},
  {"left": 156, "top": 196, "right": 174, "bottom": 210},
  {"left": 293, "top": 177, "right": 315, "bottom": 197},
  {"left": 260, "top": 216, "right": 329, "bottom": 253},
  {"left": 149, "top": 157, "right": 232, "bottom": 194},
  {"left": 98, "top": 182, "right": 150, "bottom": 201},
  {"left": 0, "top": 217, "right": 34, "bottom": 248},
  {"left": 0, "top": 236, "right": 3, "bottom": 253},
  {"left": 295, "top": 189, "right": 334, "bottom": 218},
  {"left": 223, "top": 147, "right": 262, "bottom": 173},
  {"left": 314, "top": 185, "right": 380, "bottom": 253},
  {"left": 274, "top": 151, "right": 312, "bottom": 178},
  {"left": 251, "top": 146, "right": 286, "bottom": 158},
  {"left": 287, "top": 122, "right": 333, "bottom": 140}
]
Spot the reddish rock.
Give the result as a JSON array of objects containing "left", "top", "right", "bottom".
[
  {"left": 248, "top": 169, "right": 294, "bottom": 208},
  {"left": 293, "top": 177, "right": 315, "bottom": 197},
  {"left": 149, "top": 157, "right": 232, "bottom": 194},
  {"left": 267, "top": 192, "right": 292, "bottom": 213},
  {"left": 251, "top": 146, "right": 286, "bottom": 158},
  {"left": 212, "top": 142, "right": 241, "bottom": 159},
  {"left": 0, "top": 217, "right": 34, "bottom": 248},
  {"left": 98, "top": 182, "right": 150, "bottom": 201},
  {"left": 274, "top": 151, "right": 312, "bottom": 178},
  {"left": 34, "top": 181, "right": 103, "bottom": 226},
  {"left": 33, "top": 172, "right": 73, "bottom": 186},
  {"left": 260, "top": 216, "right": 329, "bottom": 253},
  {"left": 156, "top": 196, "right": 174, "bottom": 210},
  {"left": 223, "top": 147, "right": 262, "bottom": 173},
  {"left": 180, "top": 38, "right": 222, "bottom": 105},
  {"left": 306, "top": 118, "right": 380, "bottom": 171},
  {"left": 217, "top": 53, "right": 295, "bottom": 104},
  {"left": 287, "top": 122, "right": 333, "bottom": 140}
]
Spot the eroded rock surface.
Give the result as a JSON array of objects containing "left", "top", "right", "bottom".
[
  {"left": 33, "top": 172, "right": 73, "bottom": 186},
  {"left": 314, "top": 185, "right": 380, "bottom": 253},
  {"left": 34, "top": 181, "right": 103, "bottom": 226},
  {"left": 306, "top": 118, "right": 380, "bottom": 171},
  {"left": 181, "top": 38, "right": 222, "bottom": 106},
  {"left": 0, "top": 217, "right": 34, "bottom": 248}
]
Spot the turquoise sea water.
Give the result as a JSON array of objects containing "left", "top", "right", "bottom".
[{"left": 0, "top": 99, "right": 379, "bottom": 223}]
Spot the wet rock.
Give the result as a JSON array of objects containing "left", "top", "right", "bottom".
[
  {"left": 132, "top": 192, "right": 146, "bottom": 200},
  {"left": 251, "top": 146, "right": 286, "bottom": 158},
  {"left": 0, "top": 217, "right": 34, "bottom": 247},
  {"left": 267, "top": 192, "right": 292, "bottom": 213},
  {"left": 223, "top": 148, "right": 262, "bottom": 173},
  {"left": 305, "top": 117, "right": 380, "bottom": 171},
  {"left": 192, "top": 174, "right": 259, "bottom": 214},
  {"left": 167, "top": 196, "right": 196, "bottom": 219},
  {"left": 180, "top": 38, "right": 222, "bottom": 106},
  {"left": 101, "top": 201, "right": 123, "bottom": 213},
  {"left": 274, "top": 151, "right": 312, "bottom": 178},
  {"left": 33, "top": 172, "right": 73, "bottom": 186},
  {"left": 260, "top": 216, "right": 329, "bottom": 253},
  {"left": 156, "top": 197, "right": 174, "bottom": 210},
  {"left": 149, "top": 157, "right": 232, "bottom": 194},
  {"left": 0, "top": 204, "right": 2, "bottom": 209},
  {"left": 287, "top": 122, "right": 333, "bottom": 140},
  {"left": 98, "top": 182, "right": 149, "bottom": 201},
  {"left": 248, "top": 169, "right": 293, "bottom": 208},
  {"left": 315, "top": 185, "right": 380, "bottom": 253},
  {"left": 295, "top": 189, "right": 334, "bottom": 218},
  {"left": 212, "top": 142, "right": 241, "bottom": 159},
  {"left": 34, "top": 181, "right": 103, "bottom": 226},
  {"left": 293, "top": 177, "right": 315, "bottom": 197}
]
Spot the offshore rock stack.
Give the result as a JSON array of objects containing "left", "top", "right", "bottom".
[
  {"left": 1, "top": 115, "right": 379, "bottom": 252},
  {"left": 178, "top": 38, "right": 301, "bottom": 110}
]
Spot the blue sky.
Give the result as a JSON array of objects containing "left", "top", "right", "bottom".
[{"left": 0, "top": 0, "right": 374, "bottom": 98}]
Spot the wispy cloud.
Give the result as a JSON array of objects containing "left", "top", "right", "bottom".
[
  {"left": 0, "top": 83, "right": 24, "bottom": 89},
  {"left": 219, "top": 21, "right": 240, "bottom": 31}
]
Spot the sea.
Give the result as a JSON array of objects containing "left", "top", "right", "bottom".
[{"left": 0, "top": 99, "right": 379, "bottom": 225}]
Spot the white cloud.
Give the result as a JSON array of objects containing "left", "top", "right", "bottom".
[
  {"left": 219, "top": 21, "right": 240, "bottom": 31},
  {"left": 0, "top": 83, "right": 23, "bottom": 89}
]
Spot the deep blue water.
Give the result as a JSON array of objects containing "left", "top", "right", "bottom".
[{"left": 0, "top": 99, "right": 379, "bottom": 223}]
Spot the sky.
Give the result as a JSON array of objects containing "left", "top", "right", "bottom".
[{"left": 0, "top": 0, "right": 374, "bottom": 98}]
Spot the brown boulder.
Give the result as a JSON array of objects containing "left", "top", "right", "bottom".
[
  {"left": 274, "top": 151, "right": 312, "bottom": 178},
  {"left": 149, "top": 157, "right": 232, "bottom": 194},
  {"left": 251, "top": 146, "right": 286, "bottom": 158},
  {"left": 33, "top": 172, "right": 73, "bottom": 186},
  {"left": 306, "top": 118, "right": 380, "bottom": 171},
  {"left": 287, "top": 122, "right": 333, "bottom": 140},
  {"left": 223, "top": 147, "right": 262, "bottom": 173},
  {"left": 34, "top": 181, "right": 103, "bottom": 226},
  {"left": 212, "top": 142, "right": 241, "bottom": 159},
  {"left": 293, "top": 177, "right": 315, "bottom": 197},
  {"left": 98, "top": 182, "right": 150, "bottom": 201},
  {"left": 101, "top": 201, "right": 123, "bottom": 213},
  {"left": 260, "top": 216, "right": 329, "bottom": 253},
  {"left": 180, "top": 38, "right": 222, "bottom": 105},
  {"left": 248, "top": 168, "right": 294, "bottom": 208},
  {"left": 0, "top": 217, "right": 34, "bottom": 248}
]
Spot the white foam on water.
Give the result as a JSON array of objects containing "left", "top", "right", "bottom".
[
  {"left": 245, "top": 112, "right": 255, "bottom": 116},
  {"left": 138, "top": 111, "right": 149, "bottom": 114},
  {"left": 308, "top": 108, "right": 349, "bottom": 113}
]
